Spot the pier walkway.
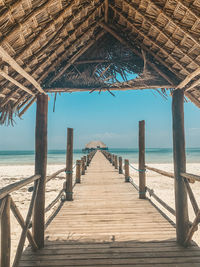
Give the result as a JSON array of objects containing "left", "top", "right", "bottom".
[{"left": 20, "top": 151, "right": 200, "bottom": 266}]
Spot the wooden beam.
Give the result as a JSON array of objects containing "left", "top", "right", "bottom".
[
  {"left": 184, "top": 210, "right": 200, "bottom": 246},
  {"left": 66, "top": 128, "right": 74, "bottom": 201},
  {"left": 1, "top": 195, "right": 11, "bottom": 267},
  {"left": 0, "top": 46, "right": 45, "bottom": 94},
  {"left": 19, "top": 97, "right": 37, "bottom": 117},
  {"left": 105, "top": 0, "right": 109, "bottom": 23},
  {"left": 0, "top": 70, "right": 35, "bottom": 96},
  {"left": 99, "top": 22, "right": 176, "bottom": 86},
  {"left": 185, "top": 78, "right": 200, "bottom": 92},
  {"left": 45, "top": 85, "right": 173, "bottom": 93},
  {"left": 33, "top": 94, "right": 48, "bottom": 249},
  {"left": 139, "top": 120, "right": 146, "bottom": 199},
  {"left": 148, "top": 0, "right": 200, "bottom": 47},
  {"left": 172, "top": 89, "right": 189, "bottom": 245},
  {"left": 123, "top": 0, "right": 199, "bottom": 69},
  {"left": 110, "top": 5, "right": 190, "bottom": 76},
  {"left": 50, "top": 31, "right": 105, "bottom": 84},
  {"left": 176, "top": 67, "right": 200, "bottom": 89},
  {"left": 176, "top": 0, "right": 200, "bottom": 29},
  {"left": 38, "top": 19, "right": 103, "bottom": 83},
  {"left": 18, "top": 0, "right": 101, "bottom": 67}
]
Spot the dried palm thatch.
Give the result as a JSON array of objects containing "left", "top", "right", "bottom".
[{"left": 0, "top": 0, "right": 199, "bottom": 124}]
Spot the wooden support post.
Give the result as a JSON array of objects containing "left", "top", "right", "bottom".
[
  {"left": 114, "top": 155, "right": 118, "bottom": 169},
  {"left": 124, "top": 159, "right": 129, "bottom": 182},
  {"left": 119, "top": 157, "right": 123, "bottom": 174},
  {"left": 81, "top": 157, "right": 85, "bottom": 175},
  {"left": 1, "top": 195, "right": 11, "bottom": 267},
  {"left": 76, "top": 160, "right": 81, "bottom": 183},
  {"left": 33, "top": 94, "right": 48, "bottom": 249},
  {"left": 87, "top": 155, "right": 89, "bottom": 166},
  {"left": 112, "top": 155, "right": 115, "bottom": 166},
  {"left": 84, "top": 156, "right": 87, "bottom": 170},
  {"left": 139, "top": 120, "right": 146, "bottom": 199},
  {"left": 172, "top": 89, "right": 189, "bottom": 245},
  {"left": 66, "top": 128, "right": 73, "bottom": 201}
]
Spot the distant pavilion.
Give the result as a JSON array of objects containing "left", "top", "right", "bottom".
[{"left": 82, "top": 141, "right": 108, "bottom": 153}]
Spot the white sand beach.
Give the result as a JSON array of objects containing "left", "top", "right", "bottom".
[{"left": 1, "top": 163, "right": 200, "bottom": 263}]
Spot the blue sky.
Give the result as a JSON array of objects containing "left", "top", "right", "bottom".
[{"left": 1, "top": 89, "right": 200, "bottom": 150}]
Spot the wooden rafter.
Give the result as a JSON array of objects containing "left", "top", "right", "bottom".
[
  {"left": 0, "top": 0, "right": 65, "bottom": 45},
  {"left": 19, "top": 97, "right": 37, "bottom": 117},
  {"left": 14, "top": 0, "right": 93, "bottom": 65},
  {"left": 0, "top": 70, "right": 34, "bottom": 96},
  {"left": 34, "top": 8, "right": 104, "bottom": 83},
  {"left": 37, "top": 17, "right": 103, "bottom": 84},
  {"left": 50, "top": 31, "right": 105, "bottom": 84},
  {"left": 176, "top": 67, "right": 200, "bottom": 89},
  {"left": 176, "top": 0, "right": 200, "bottom": 26},
  {"left": 105, "top": 0, "right": 109, "bottom": 23},
  {"left": 0, "top": 46, "right": 44, "bottom": 94},
  {"left": 148, "top": 0, "right": 200, "bottom": 47},
  {"left": 46, "top": 85, "right": 173, "bottom": 93},
  {"left": 99, "top": 22, "right": 175, "bottom": 86},
  {"left": 185, "top": 78, "right": 200, "bottom": 92},
  {"left": 111, "top": 5, "right": 190, "bottom": 77},
  {"left": 123, "top": 0, "right": 200, "bottom": 69}
]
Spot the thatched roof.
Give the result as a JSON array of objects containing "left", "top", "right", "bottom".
[
  {"left": 85, "top": 141, "right": 107, "bottom": 149},
  {"left": 0, "top": 0, "right": 200, "bottom": 124}
]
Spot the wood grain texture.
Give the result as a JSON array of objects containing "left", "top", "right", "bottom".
[{"left": 19, "top": 151, "right": 200, "bottom": 266}]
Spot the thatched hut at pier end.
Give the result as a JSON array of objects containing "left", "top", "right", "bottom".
[{"left": 83, "top": 141, "right": 108, "bottom": 152}]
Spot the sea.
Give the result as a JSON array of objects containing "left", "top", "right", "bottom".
[{"left": 0, "top": 148, "right": 200, "bottom": 165}]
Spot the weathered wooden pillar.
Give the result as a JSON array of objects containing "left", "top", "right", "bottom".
[
  {"left": 81, "top": 157, "right": 85, "bottom": 175},
  {"left": 114, "top": 155, "right": 118, "bottom": 169},
  {"left": 1, "top": 195, "right": 11, "bottom": 267},
  {"left": 33, "top": 94, "right": 48, "bottom": 249},
  {"left": 76, "top": 160, "right": 81, "bottom": 183},
  {"left": 172, "top": 89, "right": 189, "bottom": 245},
  {"left": 119, "top": 157, "right": 123, "bottom": 174},
  {"left": 124, "top": 159, "right": 129, "bottom": 182},
  {"left": 112, "top": 155, "right": 115, "bottom": 166},
  {"left": 87, "top": 155, "right": 89, "bottom": 166},
  {"left": 139, "top": 120, "right": 146, "bottom": 199},
  {"left": 84, "top": 156, "right": 87, "bottom": 170},
  {"left": 66, "top": 128, "right": 73, "bottom": 201}
]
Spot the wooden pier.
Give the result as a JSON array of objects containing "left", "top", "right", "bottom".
[{"left": 19, "top": 151, "right": 200, "bottom": 267}]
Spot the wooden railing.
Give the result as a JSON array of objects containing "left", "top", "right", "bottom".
[
  {"left": 101, "top": 121, "right": 200, "bottom": 248},
  {"left": 0, "top": 146, "right": 96, "bottom": 267}
]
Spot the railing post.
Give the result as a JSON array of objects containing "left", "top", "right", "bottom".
[
  {"left": 112, "top": 155, "right": 115, "bottom": 166},
  {"left": 33, "top": 94, "right": 48, "bottom": 249},
  {"left": 172, "top": 89, "right": 189, "bottom": 245},
  {"left": 139, "top": 120, "right": 146, "bottom": 199},
  {"left": 114, "top": 155, "right": 118, "bottom": 169},
  {"left": 119, "top": 157, "right": 123, "bottom": 174},
  {"left": 84, "top": 156, "right": 87, "bottom": 170},
  {"left": 1, "top": 195, "right": 11, "bottom": 267},
  {"left": 81, "top": 157, "right": 85, "bottom": 175},
  {"left": 124, "top": 159, "right": 129, "bottom": 182},
  {"left": 76, "top": 160, "right": 81, "bottom": 183},
  {"left": 66, "top": 128, "right": 73, "bottom": 201},
  {"left": 87, "top": 155, "right": 89, "bottom": 166}
]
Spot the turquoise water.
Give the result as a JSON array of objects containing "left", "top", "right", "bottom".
[{"left": 0, "top": 148, "right": 199, "bottom": 165}]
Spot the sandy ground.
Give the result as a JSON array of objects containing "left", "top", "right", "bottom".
[{"left": 0, "top": 163, "right": 200, "bottom": 263}]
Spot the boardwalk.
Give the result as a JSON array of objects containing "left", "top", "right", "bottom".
[{"left": 20, "top": 151, "right": 200, "bottom": 266}]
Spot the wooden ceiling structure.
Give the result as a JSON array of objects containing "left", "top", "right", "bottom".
[{"left": 0, "top": 0, "right": 200, "bottom": 124}]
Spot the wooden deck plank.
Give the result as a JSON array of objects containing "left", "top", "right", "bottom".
[{"left": 19, "top": 151, "right": 200, "bottom": 266}]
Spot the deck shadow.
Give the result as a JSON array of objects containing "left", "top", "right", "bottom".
[{"left": 20, "top": 238, "right": 200, "bottom": 267}]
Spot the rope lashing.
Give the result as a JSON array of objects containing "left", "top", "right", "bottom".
[
  {"left": 129, "top": 164, "right": 146, "bottom": 172},
  {"left": 65, "top": 170, "right": 73, "bottom": 174},
  {"left": 139, "top": 191, "right": 146, "bottom": 194}
]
